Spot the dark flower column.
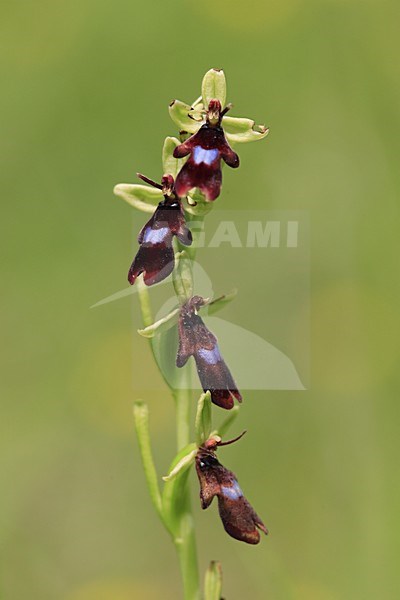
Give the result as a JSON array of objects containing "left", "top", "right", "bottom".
[
  {"left": 128, "top": 174, "right": 192, "bottom": 286},
  {"left": 176, "top": 296, "right": 242, "bottom": 409},
  {"left": 173, "top": 100, "right": 239, "bottom": 201}
]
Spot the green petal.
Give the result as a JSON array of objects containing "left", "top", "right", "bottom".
[
  {"left": 162, "top": 136, "right": 185, "bottom": 179},
  {"left": 169, "top": 99, "right": 203, "bottom": 134},
  {"left": 202, "top": 68, "right": 226, "bottom": 108},
  {"left": 223, "top": 115, "right": 270, "bottom": 144},
  {"left": 113, "top": 183, "right": 162, "bottom": 213},
  {"left": 137, "top": 307, "right": 180, "bottom": 339}
]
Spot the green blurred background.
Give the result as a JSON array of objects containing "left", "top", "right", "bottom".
[{"left": 2, "top": 0, "right": 399, "bottom": 598}]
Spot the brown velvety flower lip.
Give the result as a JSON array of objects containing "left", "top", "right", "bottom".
[
  {"left": 173, "top": 99, "right": 239, "bottom": 201},
  {"left": 128, "top": 174, "right": 192, "bottom": 286},
  {"left": 196, "top": 435, "right": 268, "bottom": 544},
  {"left": 176, "top": 296, "right": 242, "bottom": 409}
]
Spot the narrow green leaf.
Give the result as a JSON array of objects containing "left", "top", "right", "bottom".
[
  {"left": 162, "top": 136, "right": 186, "bottom": 178},
  {"left": 151, "top": 323, "right": 182, "bottom": 390},
  {"left": 204, "top": 561, "right": 223, "bottom": 600},
  {"left": 138, "top": 307, "right": 180, "bottom": 339},
  {"left": 195, "top": 391, "right": 212, "bottom": 446},
  {"left": 162, "top": 443, "right": 197, "bottom": 533},
  {"left": 173, "top": 250, "right": 193, "bottom": 304},
  {"left": 133, "top": 401, "right": 164, "bottom": 520},
  {"left": 136, "top": 277, "right": 181, "bottom": 393},
  {"left": 223, "top": 115, "right": 269, "bottom": 144},
  {"left": 137, "top": 275, "right": 153, "bottom": 328},
  {"left": 202, "top": 68, "right": 226, "bottom": 108},
  {"left": 113, "top": 183, "right": 162, "bottom": 213},
  {"left": 169, "top": 99, "right": 202, "bottom": 134},
  {"left": 162, "top": 446, "right": 197, "bottom": 482}
]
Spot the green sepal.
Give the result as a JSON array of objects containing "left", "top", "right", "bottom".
[
  {"left": 162, "top": 444, "right": 197, "bottom": 482},
  {"left": 169, "top": 100, "right": 203, "bottom": 134},
  {"left": 195, "top": 391, "right": 212, "bottom": 446},
  {"left": 137, "top": 307, "right": 180, "bottom": 339},
  {"left": 173, "top": 250, "right": 193, "bottom": 304},
  {"left": 204, "top": 561, "right": 223, "bottom": 600},
  {"left": 162, "top": 136, "right": 186, "bottom": 178},
  {"left": 202, "top": 68, "right": 227, "bottom": 108},
  {"left": 162, "top": 442, "right": 197, "bottom": 534},
  {"left": 223, "top": 116, "right": 269, "bottom": 144},
  {"left": 113, "top": 183, "right": 162, "bottom": 213}
]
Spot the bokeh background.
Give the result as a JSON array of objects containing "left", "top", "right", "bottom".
[{"left": 2, "top": 0, "right": 399, "bottom": 598}]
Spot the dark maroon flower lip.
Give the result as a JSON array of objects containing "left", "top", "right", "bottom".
[
  {"left": 176, "top": 296, "right": 242, "bottom": 409},
  {"left": 195, "top": 434, "right": 268, "bottom": 544},
  {"left": 173, "top": 100, "right": 239, "bottom": 202},
  {"left": 128, "top": 174, "right": 192, "bottom": 286}
]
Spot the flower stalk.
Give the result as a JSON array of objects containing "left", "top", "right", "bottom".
[
  {"left": 135, "top": 239, "right": 201, "bottom": 598},
  {"left": 117, "top": 67, "right": 269, "bottom": 599}
]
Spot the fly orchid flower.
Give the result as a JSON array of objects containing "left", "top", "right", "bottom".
[
  {"left": 176, "top": 295, "right": 242, "bottom": 409},
  {"left": 169, "top": 68, "right": 269, "bottom": 145},
  {"left": 196, "top": 433, "right": 268, "bottom": 544},
  {"left": 128, "top": 174, "right": 192, "bottom": 286},
  {"left": 173, "top": 99, "right": 239, "bottom": 201}
]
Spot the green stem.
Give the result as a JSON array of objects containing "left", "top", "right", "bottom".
[
  {"left": 172, "top": 361, "right": 200, "bottom": 599},
  {"left": 136, "top": 241, "right": 201, "bottom": 600},
  {"left": 175, "top": 508, "right": 201, "bottom": 600},
  {"left": 168, "top": 215, "right": 204, "bottom": 598},
  {"left": 173, "top": 371, "right": 192, "bottom": 452}
]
